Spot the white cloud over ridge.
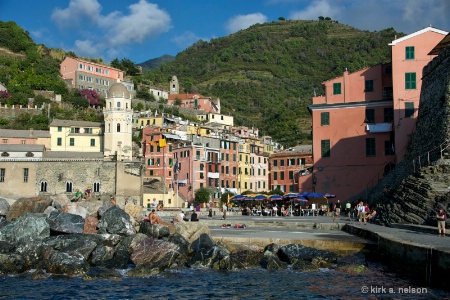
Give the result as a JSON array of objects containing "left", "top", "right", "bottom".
[
  {"left": 225, "top": 13, "right": 268, "bottom": 34},
  {"left": 51, "top": 0, "right": 171, "bottom": 60}
]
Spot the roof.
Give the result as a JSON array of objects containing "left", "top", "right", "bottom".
[
  {"left": 43, "top": 151, "right": 104, "bottom": 159},
  {"left": 107, "top": 82, "right": 131, "bottom": 99},
  {"left": 0, "top": 129, "right": 50, "bottom": 138},
  {"left": 428, "top": 33, "right": 450, "bottom": 55},
  {"left": 389, "top": 26, "right": 448, "bottom": 46},
  {"left": 0, "top": 144, "right": 45, "bottom": 152},
  {"left": 162, "top": 133, "right": 182, "bottom": 140},
  {"left": 168, "top": 94, "right": 209, "bottom": 100},
  {"left": 308, "top": 99, "right": 392, "bottom": 113},
  {"left": 63, "top": 56, "right": 123, "bottom": 72},
  {"left": 50, "top": 119, "right": 102, "bottom": 127}
]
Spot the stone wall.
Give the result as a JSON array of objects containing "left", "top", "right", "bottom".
[
  {"left": 36, "top": 160, "right": 117, "bottom": 197},
  {"left": 367, "top": 46, "right": 450, "bottom": 226}
]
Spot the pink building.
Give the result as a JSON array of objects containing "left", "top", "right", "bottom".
[
  {"left": 309, "top": 27, "right": 447, "bottom": 201},
  {"left": 60, "top": 57, "right": 124, "bottom": 96}
]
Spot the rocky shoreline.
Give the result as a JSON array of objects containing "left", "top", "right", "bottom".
[{"left": 0, "top": 196, "right": 367, "bottom": 280}]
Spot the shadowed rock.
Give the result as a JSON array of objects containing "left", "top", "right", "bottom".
[
  {"left": 47, "top": 211, "right": 85, "bottom": 234},
  {"left": 139, "top": 222, "right": 170, "bottom": 239},
  {"left": 83, "top": 266, "right": 122, "bottom": 281},
  {"left": 98, "top": 206, "right": 136, "bottom": 236},
  {"left": 0, "top": 213, "right": 50, "bottom": 243},
  {"left": 0, "top": 253, "right": 27, "bottom": 274},
  {"left": 260, "top": 251, "right": 287, "bottom": 270},
  {"left": 6, "top": 197, "right": 52, "bottom": 222},
  {"left": 46, "top": 252, "right": 89, "bottom": 275},
  {"left": 230, "top": 250, "right": 263, "bottom": 270},
  {"left": 0, "top": 198, "right": 10, "bottom": 216},
  {"left": 277, "top": 244, "right": 339, "bottom": 264},
  {"left": 130, "top": 236, "right": 181, "bottom": 271}
]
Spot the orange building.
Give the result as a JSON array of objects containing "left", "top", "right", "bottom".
[
  {"left": 309, "top": 27, "right": 447, "bottom": 201},
  {"left": 167, "top": 94, "right": 219, "bottom": 113}
]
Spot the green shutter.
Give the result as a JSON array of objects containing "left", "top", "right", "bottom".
[
  {"left": 333, "top": 83, "right": 341, "bottom": 95},
  {"left": 321, "top": 112, "right": 330, "bottom": 126},
  {"left": 321, "top": 140, "right": 330, "bottom": 157},
  {"left": 405, "top": 73, "right": 416, "bottom": 89},
  {"left": 405, "top": 102, "right": 415, "bottom": 118},
  {"left": 406, "top": 46, "right": 414, "bottom": 60}
]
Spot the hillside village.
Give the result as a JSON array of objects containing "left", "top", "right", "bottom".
[{"left": 1, "top": 25, "right": 450, "bottom": 215}]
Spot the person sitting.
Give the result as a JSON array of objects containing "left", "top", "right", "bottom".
[
  {"left": 234, "top": 223, "right": 247, "bottom": 229},
  {"left": 71, "top": 189, "right": 83, "bottom": 202},
  {"left": 191, "top": 211, "right": 199, "bottom": 222},
  {"left": 148, "top": 209, "right": 161, "bottom": 224},
  {"left": 84, "top": 187, "right": 92, "bottom": 199},
  {"left": 365, "top": 210, "right": 377, "bottom": 222},
  {"left": 157, "top": 203, "right": 163, "bottom": 211}
]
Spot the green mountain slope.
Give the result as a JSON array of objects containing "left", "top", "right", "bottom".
[
  {"left": 138, "top": 54, "right": 175, "bottom": 72},
  {"left": 144, "top": 20, "right": 403, "bottom": 147}
]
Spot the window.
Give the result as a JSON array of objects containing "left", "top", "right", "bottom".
[
  {"left": 69, "top": 138, "right": 75, "bottom": 146},
  {"left": 406, "top": 46, "right": 415, "bottom": 60},
  {"left": 405, "top": 72, "right": 416, "bottom": 89},
  {"left": 117, "top": 123, "right": 120, "bottom": 132},
  {"left": 23, "top": 168, "right": 28, "bottom": 183},
  {"left": 40, "top": 181, "right": 47, "bottom": 192},
  {"left": 57, "top": 138, "right": 62, "bottom": 146},
  {"left": 280, "top": 160, "right": 284, "bottom": 167},
  {"left": 2, "top": 139, "right": 7, "bottom": 143},
  {"left": 273, "top": 160, "right": 278, "bottom": 167},
  {"left": 365, "top": 109, "right": 375, "bottom": 123},
  {"left": 384, "top": 108, "right": 393, "bottom": 122},
  {"left": 90, "top": 139, "right": 95, "bottom": 147},
  {"left": 289, "top": 171, "right": 294, "bottom": 180},
  {"left": 321, "top": 140, "right": 330, "bottom": 157},
  {"left": 384, "top": 141, "right": 395, "bottom": 155},
  {"left": 57, "top": 126, "right": 62, "bottom": 132},
  {"left": 321, "top": 112, "right": 330, "bottom": 126},
  {"left": 365, "top": 80, "right": 374, "bottom": 92},
  {"left": 0, "top": 168, "right": 5, "bottom": 182},
  {"left": 273, "top": 172, "right": 278, "bottom": 180},
  {"left": 366, "top": 138, "right": 376, "bottom": 157},
  {"left": 280, "top": 172, "right": 284, "bottom": 180},
  {"left": 66, "top": 181, "right": 73, "bottom": 192},
  {"left": 405, "top": 102, "right": 415, "bottom": 118},
  {"left": 333, "top": 82, "right": 341, "bottom": 95}
]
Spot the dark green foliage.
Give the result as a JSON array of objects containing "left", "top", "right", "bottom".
[
  {"left": 9, "top": 112, "right": 49, "bottom": 130},
  {"left": 136, "top": 89, "right": 154, "bottom": 101},
  {"left": 195, "top": 187, "right": 212, "bottom": 204},
  {"left": 110, "top": 57, "right": 140, "bottom": 76},
  {"left": 143, "top": 20, "right": 403, "bottom": 146},
  {"left": 137, "top": 54, "right": 175, "bottom": 72}
]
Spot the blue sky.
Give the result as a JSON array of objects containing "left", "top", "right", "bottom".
[{"left": 1, "top": 0, "right": 449, "bottom": 64}]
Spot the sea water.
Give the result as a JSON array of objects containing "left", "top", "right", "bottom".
[{"left": 1, "top": 260, "right": 449, "bottom": 300}]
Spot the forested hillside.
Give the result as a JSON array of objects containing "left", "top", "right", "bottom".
[{"left": 140, "top": 20, "right": 403, "bottom": 146}]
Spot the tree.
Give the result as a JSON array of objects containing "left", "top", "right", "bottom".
[
  {"left": 278, "top": 17, "right": 286, "bottom": 21},
  {"left": 195, "top": 187, "right": 211, "bottom": 204}
]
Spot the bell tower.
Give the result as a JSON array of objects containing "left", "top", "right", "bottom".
[
  {"left": 170, "top": 75, "right": 179, "bottom": 94},
  {"left": 103, "top": 82, "right": 133, "bottom": 161}
]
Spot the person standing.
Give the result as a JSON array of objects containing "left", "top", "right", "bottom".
[
  {"left": 333, "top": 200, "right": 341, "bottom": 221},
  {"left": 208, "top": 207, "right": 213, "bottom": 219},
  {"left": 357, "top": 201, "right": 366, "bottom": 225},
  {"left": 345, "top": 201, "right": 351, "bottom": 219},
  {"left": 437, "top": 209, "right": 447, "bottom": 236}
]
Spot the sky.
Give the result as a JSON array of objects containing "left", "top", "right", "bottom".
[{"left": 1, "top": 0, "right": 449, "bottom": 64}]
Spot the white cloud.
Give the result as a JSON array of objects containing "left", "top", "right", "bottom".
[
  {"left": 289, "top": 0, "right": 336, "bottom": 20},
  {"left": 225, "top": 13, "right": 268, "bottom": 34},
  {"left": 51, "top": 0, "right": 101, "bottom": 29},
  {"left": 99, "top": 0, "right": 172, "bottom": 47},
  {"left": 171, "top": 31, "right": 205, "bottom": 49},
  {"left": 50, "top": 0, "right": 172, "bottom": 60}
]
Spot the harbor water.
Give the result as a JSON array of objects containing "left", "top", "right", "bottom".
[{"left": 1, "top": 260, "right": 449, "bottom": 300}]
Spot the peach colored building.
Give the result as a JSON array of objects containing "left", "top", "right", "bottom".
[
  {"left": 60, "top": 57, "right": 124, "bottom": 96},
  {"left": 308, "top": 27, "right": 448, "bottom": 201},
  {"left": 389, "top": 27, "right": 448, "bottom": 161},
  {"left": 167, "top": 94, "right": 220, "bottom": 114},
  {"left": 0, "top": 129, "right": 51, "bottom": 149}
]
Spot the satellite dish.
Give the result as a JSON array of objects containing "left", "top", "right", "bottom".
[{"left": 122, "top": 145, "right": 132, "bottom": 153}]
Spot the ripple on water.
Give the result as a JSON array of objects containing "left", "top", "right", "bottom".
[{"left": 0, "top": 263, "right": 449, "bottom": 300}]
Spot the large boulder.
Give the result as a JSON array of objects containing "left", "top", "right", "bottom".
[
  {"left": 188, "top": 233, "right": 231, "bottom": 270},
  {"left": 41, "top": 235, "right": 98, "bottom": 261},
  {"left": 174, "top": 222, "right": 210, "bottom": 243},
  {"left": 0, "top": 213, "right": 50, "bottom": 243},
  {"left": 62, "top": 203, "right": 89, "bottom": 219},
  {"left": 130, "top": 236, "right": 181, "bottom": 272},
  {"left": 78, "top": 201, "right": 103, "bottom": 217},
  {"left": 6, "top": 197, "right": 52, "bottom": 222},
  {"left": 230, "top": 250, "right": 263, "bottom": 270},
  {"left": 84, "top": 215, "right": 99, "bottom": 234},
  {"left": 139, "top": 222, "right": 170, "bottom": 239},
  {"left": 124, "top": 202, "right": 144, "bottom": 221},
  {"left": 0, "top": 253, "right": 27, "bottom": 274},
  {"left": 51, "top": 194, "right": 70, "bottom": 209},
  {"left": 277, "top": 244, "right": 340, "bottom": 264},
  {"left": 47, "top": 211, "right": 85, "bottom": 234},
  {"left": 46, "top": 252, "right": 89, "bottom": 275},
  {"left": 98, "top": 202, "right": 115, "bottom": 217},
  {"left": 0, "top": 198, "right": 10, "bottom": 216},
  {"left": 98, "top": 206, "right": 136, "bottom": 236},
  {"left": 260, "top": 250, "right": 287, "bottom": 270}
]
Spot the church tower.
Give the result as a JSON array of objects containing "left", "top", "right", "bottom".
[
  {"left": 103, "top": 82, "right": 133, "bottom": 161},
  {"left": 170, "top": 75, "right": 179, "bottom": 94}
]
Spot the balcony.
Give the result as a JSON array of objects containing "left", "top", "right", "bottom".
[{"left": 365, "top": 123, "right": 393, "bottom": 133}]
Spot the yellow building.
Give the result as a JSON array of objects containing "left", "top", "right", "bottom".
[
  {"left": 197, "top": 113, "right": 234, "bottom": 127},
  {"left": 49, "top": 119, "right": 103, "bottom": 152},
  {"left": 238, "top": 141, "right": 251, "bottom": 193},
  {"left": 135, "top": 116, "right": 164, "bottom": 129}
]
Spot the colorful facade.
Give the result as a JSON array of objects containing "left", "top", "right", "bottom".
[{"left": 309, "top": 27, "right": 448, "bottom": 201}]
